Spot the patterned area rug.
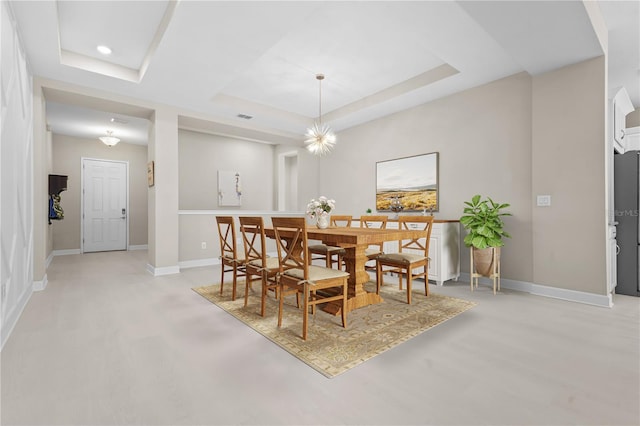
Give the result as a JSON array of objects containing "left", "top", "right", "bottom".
[{"left": 192, "top": 281, "right": 475, "bottom": 378}]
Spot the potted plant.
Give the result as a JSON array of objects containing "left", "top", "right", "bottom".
[{"left": 460, "top": 195, "right": 511, "bottom": 276}]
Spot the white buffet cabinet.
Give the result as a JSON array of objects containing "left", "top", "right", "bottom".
[{"left": 382, "top": 219, "right": 461, "bottom": 286}]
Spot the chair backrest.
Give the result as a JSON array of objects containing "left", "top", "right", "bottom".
[
  {"left": 397, "top": 216, "right": 434, "bottom": 257},
  {"left": 216, "top": 216, "right": 238, "bottom": 259},
  {"left": 331, "top": 215, "right": 352, "bottom": 227},
  {"left": 239, "top": 216, "right": 267, "bottom": 267},
  {"left": 360, "top": 215, "right": 388, "bottom": 230},
  {"left": 271, "top": 217, "right": 309, "bottom": 278},
  {"left": 360, "top": 215, "right": 388, "bottom": 251}
]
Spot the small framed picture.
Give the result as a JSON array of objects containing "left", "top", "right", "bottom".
[{"left": 147, "top": 161, "right": 154, "bottom": 187}]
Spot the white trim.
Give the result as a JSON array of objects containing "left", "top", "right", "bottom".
[
  {"left": 52, "top": 249, "right": 81, "bottom": 256},
  {"left": 33, "top": 274, "right": 48, "bottom": 292},
  {"left": 179, "top": 258, "right": 219, "bottom": 269},
  {"left": 459, "top": 273, "right": 612, "bottom": 308},
  {"left": 146, "top": 264, "right": 180, "bottom": 276},
  {"left": 128, "top": 244, "right": 148, "bottom": 251},
  {"left": 45, "top": 251, "right": 54, "bottom": 268},
  {"left": 178, "top": 210, "right": 304, "bottom": 215},
  {"left": 529, "top": 284, "right": 613, "bottom": 308},
  {"left": 0, "top": 284, "right": 33, "bottom": 351}
]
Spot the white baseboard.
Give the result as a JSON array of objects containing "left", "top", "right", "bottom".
[
  {"left": 128, "top": 245, "right": 148, "bottom": 251},
  {"left": 529, "top": 283, "right": 612, "bottom": 308},
  {"left": 459, "top": 273, "right": 612, "bottom": 308},
  {"left": 33, "top": 274, "right": 48, "bottom": 292},
  {"left": 179, "top": 258, "right": 219, "bottom": 269},
  {"left": 45, "top": 252, "right": 54, "bottom": 269},
  {"left": 52, "top": 249, "right": 81, "bottom": 256},
  {"left": 146, "top": 264, "right": 180, "bottom": 276},
  {"left": 1, "top": 284, "right": 33, "bottom": 351}
]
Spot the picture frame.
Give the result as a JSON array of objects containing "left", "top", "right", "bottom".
[
  {"left": 376, "top": 152, "right": 439, "bottom": 212},
  {"left": 147, "top": 161, "right": 154, "bottom": 187}
]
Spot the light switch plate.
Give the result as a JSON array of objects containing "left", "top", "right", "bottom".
[{"left": 537, "top": 195, "right": 551, "bottom": 207}]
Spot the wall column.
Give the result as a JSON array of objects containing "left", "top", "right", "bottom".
[{"left": 147, "top": 107, "right": 180, "bottom": 275}]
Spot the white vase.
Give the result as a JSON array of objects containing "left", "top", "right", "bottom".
[{"left": 316, "top": 214, "right": 330, "bottom": 229}]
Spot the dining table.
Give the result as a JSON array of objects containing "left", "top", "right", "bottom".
[{"left": 265, "top": 224, "right": 427, "bottom": 315}]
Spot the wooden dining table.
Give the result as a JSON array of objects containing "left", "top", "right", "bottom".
[{"left": 265, "top": 225, "right": 427, "bottom": 315}]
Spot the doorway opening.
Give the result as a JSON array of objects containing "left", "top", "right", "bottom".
[{"left": 278, "top": 151, "right": 298, "bottom": 211}]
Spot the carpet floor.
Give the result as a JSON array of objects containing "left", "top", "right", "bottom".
[{"left": 193, "top": 280, "right": 475, "bottom": 377}]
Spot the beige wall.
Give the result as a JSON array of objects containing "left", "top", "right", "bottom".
[
  {"left": 322, "top": 72, "right": 534, "bottom": 282},
  {"left": 532, "top": 56, "right": 606, "bottom": 294},
  {"left": 179, "top": 130, "right": 276, "bottom": 210},
  {"left": 51, "top": 134, "right": 149, "bottom": 250},
  {"left": 627, "top": 108, "right": 640, "bottom": 128}
]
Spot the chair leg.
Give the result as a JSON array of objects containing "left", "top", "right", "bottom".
[
  {"left": 302, "top": 283, "right": 310, "bottom": 340},
  {"left": 398, "top": 270, "right": 403, "bottom": 290},
  {"left": 277, "top": 284, "right": 284, "bottom": 328},
  {"left": 424, "top": 266, "right": 429, "bottom": 296},
  {"left": 260, "top": 274, "right": 267, "bottom": 317},
  {"left": 244, "top": 272, "right": 251, "bottom": 307},
  {"left": 341, "top": 281, "right": 347, "bottom": 329},
  {"left": 375, "top": 261, "right": 382, "bottom": 295},
  {"left": 407, "top": 272, "right": 412, "bottom": 304},
  {"left": 219, "top": 264, "right": 225, "bottom": 296},
  {"left": 325, "top": 255, "right": 331, "bottom": 268},
  {"left": 231, "top": 265, "right": 237, "bottom": 301}
]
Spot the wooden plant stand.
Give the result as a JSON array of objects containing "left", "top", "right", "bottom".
[{"left": 470, "top": 247, "right": 501, "bottom": 295}]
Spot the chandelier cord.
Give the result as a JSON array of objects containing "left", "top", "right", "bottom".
[{"left": 318, "top": 77, "right": 322, "bottom": 126}]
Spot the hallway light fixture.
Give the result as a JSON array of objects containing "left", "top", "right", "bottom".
[
  {"left": 304, "top": 74, "right": 336, "bottom": 156},
  {"left": 99, "top": 130, "right": 120, "bottom": 147}
]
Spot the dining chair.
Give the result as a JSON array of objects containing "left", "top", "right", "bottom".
[
  {"left": 239, "top": 216, "right": 281, "bottom": 316},
  {"left": 375, "top": 215, "right": 434, "bottom": 304},
  {"left": 308, "top": 215, "right": 352, "bottom": 270},
  {"left": 271, "top": 217, "right": 348, "bottom": 340},
  {"left": 360, "top": 215, "right": 388, "bottom": 271},
  {"left": 215, "top": 216, "right": 246, "bottom": 301}
]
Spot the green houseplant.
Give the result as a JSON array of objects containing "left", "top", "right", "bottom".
[{"left": 460, "top": 195, "right": 511, "bottom": 276}]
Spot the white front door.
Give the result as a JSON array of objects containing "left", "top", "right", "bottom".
[{"left": 82, "top": 158, "right": 128, "bottom": 252}]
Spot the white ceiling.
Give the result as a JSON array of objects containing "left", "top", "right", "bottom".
[{"left": 8, "top": 0, "right": 640, "bottom": 147}]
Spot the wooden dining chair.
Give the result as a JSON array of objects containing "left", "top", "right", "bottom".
[
  {"left": 239, "top": 216, "right": 281, "bottom": 316},
  {"left": 308, "top": 215, "right": 352, "bottom": 270},
  {"left": 215, "top": 216, "right": 246, "bottom": 301},
  {"left": 375, "top": 216, "right": 434, "bottom": 304},
  {"left": 360, "top": 215, "right": 388, "bottom": 271},
  {"left": 271, "top": 217, "right": 349, "bottom": 340}
]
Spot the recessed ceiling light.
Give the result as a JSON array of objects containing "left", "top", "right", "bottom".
[{"left": 97, "top": 45, "right": 112, "bottom": 55}]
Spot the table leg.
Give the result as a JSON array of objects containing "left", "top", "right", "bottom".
[{"left": 324, "top": 243, "right": 384, "bottom": 315}]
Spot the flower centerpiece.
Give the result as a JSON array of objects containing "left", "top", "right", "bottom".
[{"left": 306, "top": 196, "right": 335, "bottom": 229}]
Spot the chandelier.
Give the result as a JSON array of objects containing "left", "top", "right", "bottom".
[
  {"left": 305, "top": 74, "right": 336, "bottom": 155},
  {"left": 99, "top": 130, "right": 120, "bottom": 147}
]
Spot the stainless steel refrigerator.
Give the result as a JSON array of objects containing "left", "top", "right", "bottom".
[{"left": 614, "top": 151, "right": 640, "bottom": 296}]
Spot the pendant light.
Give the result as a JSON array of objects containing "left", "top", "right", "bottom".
[
  {"left": 305, "top": 74, "right": 336, "bottom": 155},
  {"left": 99, "top": 130, "right": 120, "bottom": 147}
]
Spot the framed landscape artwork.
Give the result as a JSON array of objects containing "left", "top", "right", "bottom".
[{"left": 376, "top": 152, "right": 439, "bottom": 212}]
